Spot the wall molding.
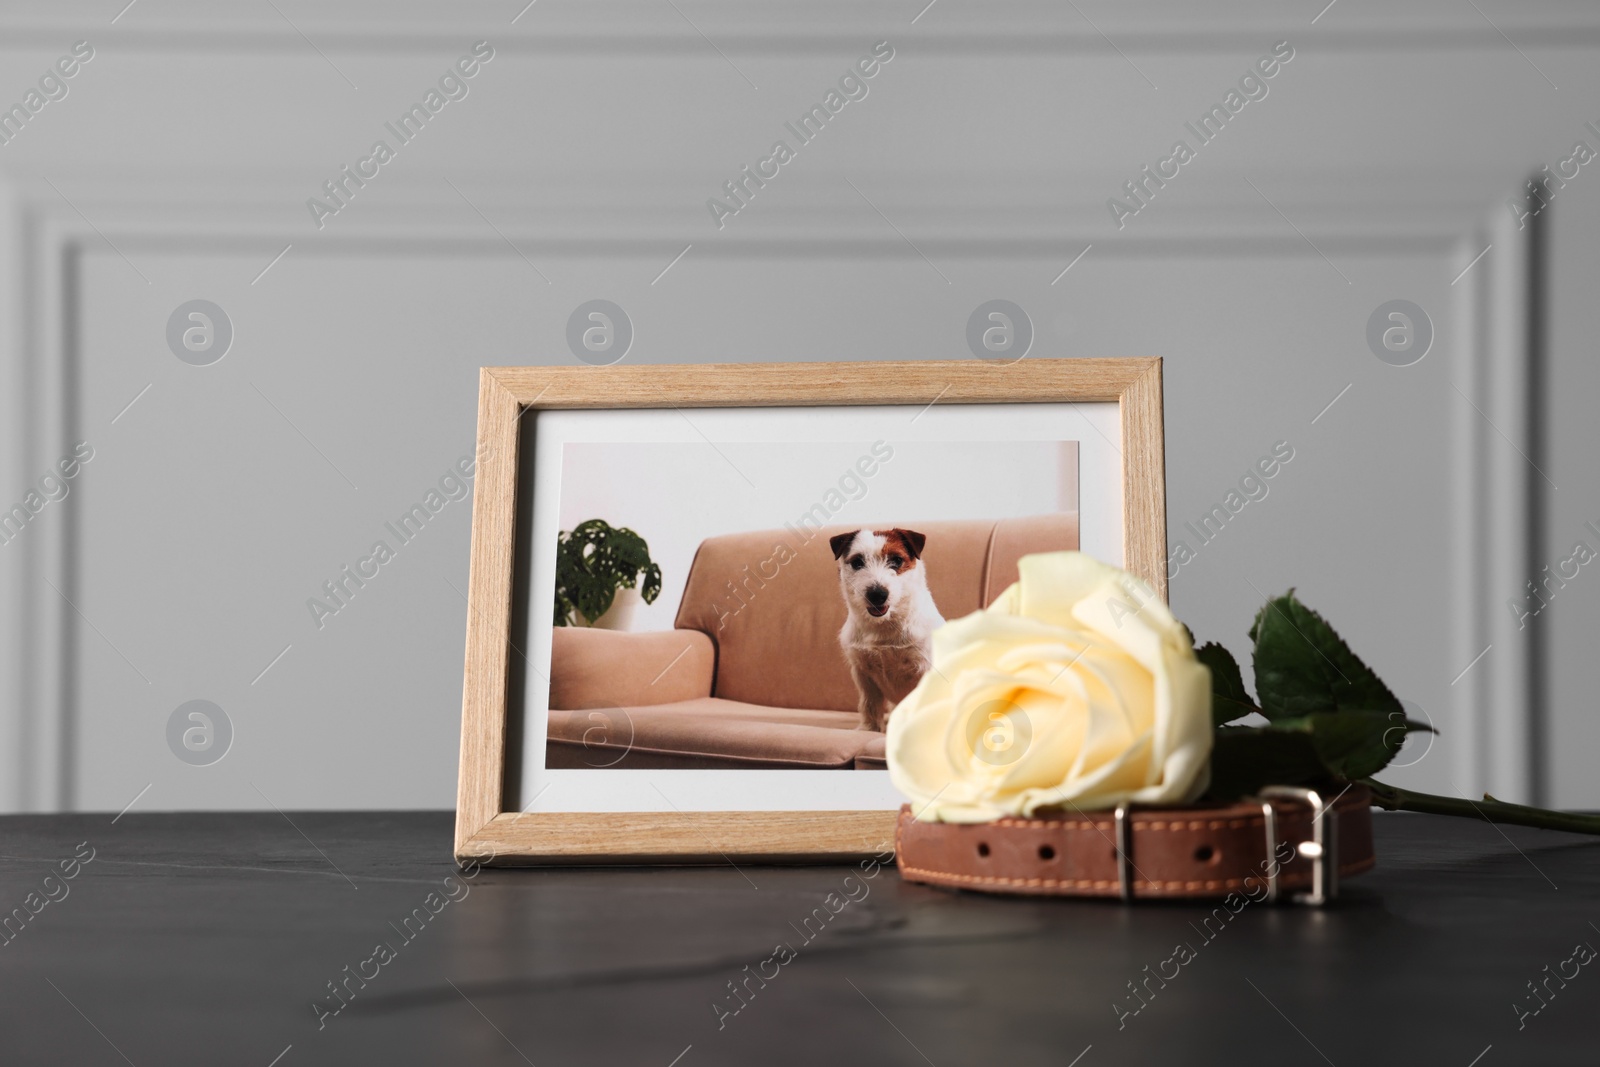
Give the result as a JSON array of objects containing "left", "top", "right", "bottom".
[
  {"left": 0, "top": 0, "right": 1549, "bottom": 808},
  {"left": 0, "top": 170, "right": 1536, "bottom": 809},
  {"left": 5, "top": 3, "right": 1600, "bottom": 56}
]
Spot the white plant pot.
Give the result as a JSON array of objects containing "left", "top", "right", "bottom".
[{"left": 582, "top": 586, "right": 642, "bottom": 631}]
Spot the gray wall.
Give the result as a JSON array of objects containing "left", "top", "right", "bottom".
[{"left": 0, "top": 1, "right": 1593, "bottom": 811}]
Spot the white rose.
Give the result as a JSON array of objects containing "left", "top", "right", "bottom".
[{"left": 886, "top": 551, "right": 1212, "bottom": 823}]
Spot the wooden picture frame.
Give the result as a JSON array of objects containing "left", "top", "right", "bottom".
[{"left": 454, "top": 359, "right": 1166, "bottom": 865}]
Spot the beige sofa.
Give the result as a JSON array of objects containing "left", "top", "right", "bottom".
[{"left": 545, "top": 513, "right": 1078, "bottom": 770}]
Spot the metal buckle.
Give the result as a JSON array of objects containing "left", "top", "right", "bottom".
[
  {"left": 1113, "top": 803, "right": 1133, "bottom": 901},
  {"left": 1254, "top": 786, "right": 1338, "bottom": 906}
]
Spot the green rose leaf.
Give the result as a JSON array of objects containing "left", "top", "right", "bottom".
[
  {"left": 1195, "top": 642, "right": 1259, "bottom": 726},
  {"left": 1249, "top": 591, "right": 1403, "bottom": 720},
  {"left": 1204, "top": 712, "right": 1434, "bottom": 800},
  {"left": 1195, "top": 593, "right": 1600, "bottom": 836},
  {"left": 1206, "top": 726, "right": 1327, "bottom": 799},
  {"left": 1277, "top": 710, "right": 1434, "bottom": 781}
]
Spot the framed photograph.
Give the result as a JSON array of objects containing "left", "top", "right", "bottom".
[{"left": 455, "top": 359, "right": 1166, "bottom": 865}]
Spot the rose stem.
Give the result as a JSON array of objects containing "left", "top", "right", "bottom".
[{"left": 1363, "top": 778, "right": 1600, "bottom": 835}]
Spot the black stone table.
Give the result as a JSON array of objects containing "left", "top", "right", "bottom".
[{"left": 0, "top": 811, "right": 1595, "bottom": 1065}]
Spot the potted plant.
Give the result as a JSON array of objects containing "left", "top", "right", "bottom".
[{"left": 553, "top": 519, "right": 663, "bottom": 629}]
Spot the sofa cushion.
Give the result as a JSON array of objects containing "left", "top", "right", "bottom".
[
  {"left": 854, "top": 734, "right": 888, "bottom": 771},
  {"left": 986, "top": 512, "right": 1083, "bottom": 599},
  {"left": 545, "top": 697, "right": 877, "bottom": 770},
  {"left": 673, "top": 517, "right": 1076, "bottom": 714},
  {"left": 548, "top": 627, "right": 715, "bottom": 710}
]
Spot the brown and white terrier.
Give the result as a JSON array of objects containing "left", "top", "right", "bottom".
[{"left": 830, "top": 528, "right": 945, "bottom": 732}]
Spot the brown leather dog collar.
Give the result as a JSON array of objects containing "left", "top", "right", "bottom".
[{"left": 895, "top": 784, "right": 1374, "bottom": 901}]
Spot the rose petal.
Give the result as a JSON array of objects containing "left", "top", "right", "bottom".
[{"left": 887, "top": 551, "right": 1213, "bottom": 821}]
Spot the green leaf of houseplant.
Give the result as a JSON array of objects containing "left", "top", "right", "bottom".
[
  {"left": 1249, "top": 591, "right": 1403, "bottom": 720},
  {"left": 552, "top": 519, "right": 664, "bottom": 626},
  {"left": 1195, "top": 642, "right": 1259, "bottom": 726}
]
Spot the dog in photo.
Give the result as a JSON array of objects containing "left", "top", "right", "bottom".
[{"left": 830, "top": 528, "right": 945, "bottom": 732}]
